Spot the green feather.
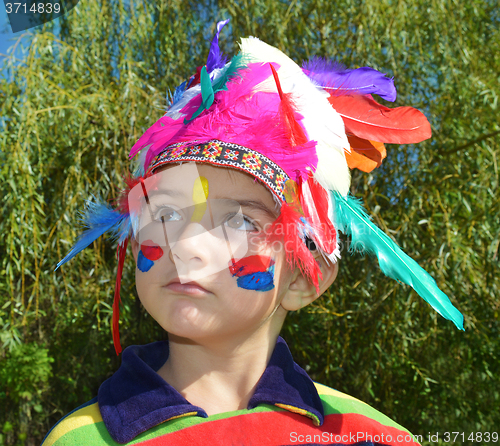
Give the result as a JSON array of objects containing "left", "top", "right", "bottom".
[
  {"left": 332, "top": 191, "right": 464, "bottom": 330},
  {"left": 184, "top": 53, "right": 247, "bottom": 125},
  {"left": 184, "top": 66, "right": 214, "bottom": 124},
  {"left": 212, "top": 52, "right": 247, "bottom": 93}
]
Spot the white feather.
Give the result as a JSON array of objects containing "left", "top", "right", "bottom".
[
  {"left": 239, "top": 37, "right": 351, "bottom": 196},
  {"left": 165, "top": 84, "right": 201, "bottom": 120}
]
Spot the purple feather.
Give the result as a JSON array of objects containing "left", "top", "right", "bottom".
[
  {"left": 302, "top": 57, "right": 397, "bottom": 102},
  {"left": 206, "top": 19, "right": 230, "bottom": 73},
  {"left": 56, "top": 200, "right": 128, "bottom": 269}
]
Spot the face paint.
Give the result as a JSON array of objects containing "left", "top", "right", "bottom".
[
  {"left": 191, "top": 176, "right": 209, "bottom": 222},
  {"left": 129, "top": 164, "right": 250, "bottom": 281},
  {"left": 229, "top": 255, "right": 275, "bottom": 292},
  {"left": 137, "top": 240, "right": 164, "bottom": 272}
]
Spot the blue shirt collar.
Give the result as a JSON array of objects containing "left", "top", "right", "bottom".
[{"left": 99, "top": 336, "right": 324, "bottom": 443}]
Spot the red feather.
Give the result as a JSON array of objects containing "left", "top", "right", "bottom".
[
  {"left": 116, "top": 169, "right": 158, "bottom": 216},
  {"left": 300, "top": 177, "right": 337, "bottom": 254},
  {"left": 269, "top": 64, "right": 309, "bottom": 147},
  {"left": 112, "top": 239, "right": 128, "bottom": 355},
  {"left": 328, "top": 94, "right": 431, "bottom": 144},
  {"left": 266, "top": 203, "right": 321, "bottom": 293}
]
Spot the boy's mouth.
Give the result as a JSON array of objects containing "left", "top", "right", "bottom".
[{"left": 165, "top": 279, "right": 212, "bottom": 296}]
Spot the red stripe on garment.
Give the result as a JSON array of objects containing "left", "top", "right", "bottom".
[{"left": 136, "top": 411, "right": 420, "bottom": 446}]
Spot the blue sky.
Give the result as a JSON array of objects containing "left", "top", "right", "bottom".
[
  {"left": 0, "top": 5, "right": 30, "bottom": 63},
  {"left": 0, "top": 5, "right": 18, "bottom": 54}
]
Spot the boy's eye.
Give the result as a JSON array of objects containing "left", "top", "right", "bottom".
[
  {"left": 153, "top": 206, "right": 182, "bottom": 222},
  {"left": 224, "top": 213, "right": 257, "bottom": 232}
]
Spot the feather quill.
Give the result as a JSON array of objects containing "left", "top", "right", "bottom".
[
  {"left": 300, "top": 177, "right": 337, "bottom": 254},
  {"left": 303, "top": 58, "right": 397, "bottom": 102},
  {"left": 329, "top": 94, "right": 432, "bottom": 144},
  {"left": 269, "top": 63, "right": 308, "bottom": 147},
  {"left": 332, "top": 191, "right": 464, "bottom": 329}
]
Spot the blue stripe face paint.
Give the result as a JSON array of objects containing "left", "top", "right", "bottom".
[
  {"left": 137, "top": 250, "right": 154, "bottom": 272},
  {"left": 229, "top": 255, "right": 275, "bottom": 292},
  {"left": 236, "top": 269, "right": 275, "bottom": 292}
]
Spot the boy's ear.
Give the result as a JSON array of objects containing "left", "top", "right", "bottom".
[{"left": 281, "top": 253, "right": 339, "bottom": 312}]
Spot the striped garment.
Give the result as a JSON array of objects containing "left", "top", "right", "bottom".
[{"left": 42, "top": 339, "right": 421, "bottom": 446}]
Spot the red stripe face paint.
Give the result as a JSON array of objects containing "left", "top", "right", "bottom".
[
  {"left": 229, "top": 255, "right": 274, "bottom": 276},
  {"left": 137, "top": 240, "right": 164, "bottom": 272},
  {"left": 229, "top": 255, "right": 275, "bottom": 292},
  {"left": 141, "top": 241, "right": 164, "bottom": 261}
]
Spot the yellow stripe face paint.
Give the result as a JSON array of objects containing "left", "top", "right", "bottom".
[{"left": 191, "top": 176, "right": 209, "bottom": 222}]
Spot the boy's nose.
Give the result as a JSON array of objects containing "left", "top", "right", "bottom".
[
  {"left": 167, "top": 221, "right": 249, "bottom": 282},
  {"left": 169, "top": 223, "right": 221, "bottom": 279}
]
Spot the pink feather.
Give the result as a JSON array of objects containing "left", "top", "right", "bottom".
[{"left": 133, "top": 63, "right": 318, "bottom": 180}]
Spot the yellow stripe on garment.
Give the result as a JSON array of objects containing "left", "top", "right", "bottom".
[
  {"left": 164, "top": 411, "right": 199, "bottom": 423},
  {"left": 191, "top": 176, "right": 209, "bottom": 222},
  {"left": 274, "top": 403, "right": 320, "bottom": 426},
  {"left": 314, "top": 382, "right": 413, "bottom": 432},
  {"left": 43, "top": 402, "right": 103, "bottom": 446},
  {"left": 314, "top": 382, "right": 361, "bottom": 402}
]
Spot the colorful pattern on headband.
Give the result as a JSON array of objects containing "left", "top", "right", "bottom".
[{"left": 150, "top": 140, "right": 290, "bottom": 202}]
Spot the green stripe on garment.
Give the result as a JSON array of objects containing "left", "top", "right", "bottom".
[
  {"left": 315, "top": 383, "right": 412, "bottom": 434},
  {"left": 50, "top": 420, "right": 117, "bottom": 446},
  {"left": 129, "top": 404, "right": 281, "bottom": 444},
  {"left": 53, "top": 404, "right": 285, "bottom": 445}
]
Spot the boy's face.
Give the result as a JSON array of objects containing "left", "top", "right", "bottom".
[{"left": 130, "top": 163, "right": 296, "bottom": 343}]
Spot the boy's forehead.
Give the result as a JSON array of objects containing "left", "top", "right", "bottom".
[{"left": 153, "top": 162, "right": 278, "bottom": 211}]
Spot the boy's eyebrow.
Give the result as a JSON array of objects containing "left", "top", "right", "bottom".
[
  {"left": 142, "top": 189, "right": 278, "bottom": 219},
  {"left": 145, "top": 188, "right": 186, "bottom": 199},
  {"left": 229, "top": 199, "right": 279, "bottom": 219}
]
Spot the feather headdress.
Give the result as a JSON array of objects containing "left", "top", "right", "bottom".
[{"left": 58, "top": 20, "right": 463, "bottom": 355}]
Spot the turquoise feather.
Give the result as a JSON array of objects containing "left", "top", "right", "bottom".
[
  {"left": 184, "top": 66, "right": 215, "bottom": 124},
  {"left": 184, "top": 53, "right": 247, "bottom": 124},
  {"left": 211, "top": 52, "right": 246, "bottom": 93},
  {"left": 332, "top": 191, "right": 464, "bottom": 330}
]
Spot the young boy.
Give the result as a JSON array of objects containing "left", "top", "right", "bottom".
[{"left": 43, "top": 22, "right": 463, "bottom": 446}]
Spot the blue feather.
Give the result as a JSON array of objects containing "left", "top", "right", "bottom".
[
  {"left": 56, "top": 200, "right": 128, "bottom": 269},
  {"left": 170, "top": 79, "right": 189, "bottom": 107},
  {"left": 332, "top": 192, "right": 464, "bottom": 330}
]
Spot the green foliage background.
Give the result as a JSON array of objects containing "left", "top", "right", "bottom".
[{"left": 0, "top": 1, "right": 498, "bottom": 445}]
